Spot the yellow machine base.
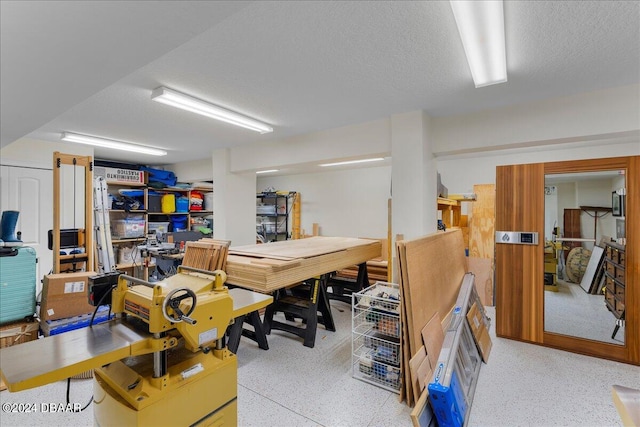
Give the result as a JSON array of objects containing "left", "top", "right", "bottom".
[{"left": 93, "top": 349, "right": 237, "bottom": 426}]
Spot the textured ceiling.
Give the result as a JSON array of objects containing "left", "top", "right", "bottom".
[{"left": 1, "top": 1, "right": 639, "bottom": 165}]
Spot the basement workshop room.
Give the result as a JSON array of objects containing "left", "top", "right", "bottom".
[{"left": 0, "top": 1, "right": 639, "bottom": 426}]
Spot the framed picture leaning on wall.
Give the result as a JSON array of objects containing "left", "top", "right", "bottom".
[{"left": 612, "top": 190, "right": 625, "bottom": 217}]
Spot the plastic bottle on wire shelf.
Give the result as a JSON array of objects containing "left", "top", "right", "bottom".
[{"left": 180, "top": 241, "right": 185, "bottom": 253}]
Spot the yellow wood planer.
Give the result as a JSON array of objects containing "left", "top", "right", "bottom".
[{"left": 0, "top": 266, "right": 263, "bottom": 426}]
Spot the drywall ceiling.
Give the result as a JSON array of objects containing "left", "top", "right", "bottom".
[{"left": 1, "top": 1, "right": 639, "bottom": 166}]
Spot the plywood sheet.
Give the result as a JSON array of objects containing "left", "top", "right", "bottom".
[
  {"left": 229, "top": 236, "right": 377, "bottom": 259},
  {"left": 469, "top": 184, "right": 496, "bottom": 259},
  {"left": 467, "top": 257, "right": 494, "bottom": 307},
  {"left": 409, "top": 346, "right": 427, "bottom": 401},
  {"left": 397, "top": 230, "right": 467, "bottom": 371},
  {"left": 421, "top": 312, "right": 445, "bottom": 369},
  {"left": 226, "top": 237, "right": 381, "bottom": 292}
]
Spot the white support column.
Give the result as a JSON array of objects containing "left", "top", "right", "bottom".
[
  {"left": 391, "top": 110, "right": 437, "bottom": 243},
  {"left": 212, "top": 148, "right": 257, "bottom": 246}
]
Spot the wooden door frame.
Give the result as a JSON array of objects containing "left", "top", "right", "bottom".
[{"left": 496, "top": 156, "right": 639, "bottom": 365}]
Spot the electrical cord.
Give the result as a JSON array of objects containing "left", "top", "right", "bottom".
[{"left": 66, "top": 377, "right": 93, "bottom": 411}]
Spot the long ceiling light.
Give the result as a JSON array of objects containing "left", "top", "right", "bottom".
[
  {"left": 319, "top": 158, "right": 385, "bottom": 167},
  {"left": 151, "top": 86, "right": 273, "bottom": 134},
  {"left": 256, "top": 169, "right": 279, "bottom": 174},
  {"left": 450, "top": 0, "right": 507, "bottom": 88},
  {"left": 61, "top": 132, "right": 167, "bottom": 156}
]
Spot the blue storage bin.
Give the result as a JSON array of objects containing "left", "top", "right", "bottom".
[
  {"left": 171, "top": 215, "right": 188, "bottom": 232},
  {"left": 176, "top": 196, "right": 189, "bottom": 213}
]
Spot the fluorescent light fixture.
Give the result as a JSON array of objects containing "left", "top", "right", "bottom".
[
  {"left": 450, "top": 0, "right": 507, "bottom": 88},
  {"left": 151, "top": 86, "right": 273, "bottom": 134},
  {"left": 61, "top": 132, "right": 167, "bottom": 156},
  {"left": 319, "top": 158, "right": 385, "bottom": 167},
  {"left": 256, "top": 169, "right": 279, "bottom": 174}
]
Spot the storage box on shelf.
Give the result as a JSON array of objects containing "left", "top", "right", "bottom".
[{"left": 352, "top": 282, "right": 402, "bottom": 393}]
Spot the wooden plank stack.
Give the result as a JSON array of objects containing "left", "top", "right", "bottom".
[
  {"left": 225, "top": 237, "right": 381, "bottom": 292},
  {"left": 396, "top": 229, "right": 467, "bottom": 406},
  {"left": 182, "top": 239, "right": 231, "bottom": 272}
]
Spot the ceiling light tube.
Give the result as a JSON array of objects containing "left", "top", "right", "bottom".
[
  {"left": 256, "top": 169, "right": 279, "bottom": 174},
  {"left": 450, "top": 0, "right": 507, "bottom": 88},
  {"left": 151, "top": 86, "right": 273, "bottom": 134},
  {"left": 319, "top": 158, "right": 385, "bottom": 167},
  {"left": 61, "top": 132, "right": 167, "bottom": 156}
]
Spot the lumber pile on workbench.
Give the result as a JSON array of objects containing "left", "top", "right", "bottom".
[
  {"left": 396, "top": 229, "right": 467, "bottom": 406},
  {"left": 225, "top": 237, "right": 382, "bottom": 292}
]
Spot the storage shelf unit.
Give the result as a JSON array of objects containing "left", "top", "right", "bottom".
[
  {"left": 603, "top": 241, "right": 626, "bottom": 330},
  {"left": 437, "top": 197, "right": 461, "bottom": 229},
  {"left": 257, "top": 192, "right": 290, "bottom": 242},
  {"left": 352, "top": 282, "right": 401, "bottom": 393},
  {"left": 106, "top": 182, "right": 213, "bottom": 278}
]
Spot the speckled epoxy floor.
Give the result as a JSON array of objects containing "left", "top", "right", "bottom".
[{"left": 0, "top": 304, "right": 637, "bottom": 426}]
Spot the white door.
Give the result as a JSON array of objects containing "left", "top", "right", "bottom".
[{"left": 0, "top": 165, "right": 53, "bottom": 296}]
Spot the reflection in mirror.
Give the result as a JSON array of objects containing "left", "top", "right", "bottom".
[{"left": 544, "top": 170, "right": 626, "bottom": 345}]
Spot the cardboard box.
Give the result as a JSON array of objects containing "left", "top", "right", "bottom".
[
  {"left": 466, "top": 302, "right": 492, "bottom": 362},
  {"left": 40, "top": 272, "right": 96, "bottom": 322},
  {"left": 0, "top": 320, "right": 40, "bottom": 391},
  {"left": 0, "top": 319, "right": 39, "bottom": 348}
]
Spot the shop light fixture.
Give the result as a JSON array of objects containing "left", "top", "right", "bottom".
[
  {"left": 61, "top": 132, "right": 167, "bottom": 156},
  {"left": 450, "top": 0, "right": 507, "bottom": 88},
  {"left": 256, "top": 169, "right": 279, "bottom": 174},
  {"left": 319, "top": 158, "right": 385, "bottom": 167},
  {"left": 151, "top": 86, "right": 273, "bottom": 134}
]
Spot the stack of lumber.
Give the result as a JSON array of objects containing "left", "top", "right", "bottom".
[
  {"left": 396, "top": 229, "right": 467, "bottom": 407},
  {"left": 182, "top": 239, "right": 231, "bottom": 272},
  {"left": 226, "top": 237, "right": 381, "bottom": 292}
]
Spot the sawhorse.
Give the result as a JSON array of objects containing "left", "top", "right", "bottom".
[{"left": 263, "top": 274, "right": 335, "bottom": 348}]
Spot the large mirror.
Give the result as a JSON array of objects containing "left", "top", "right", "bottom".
[{"left": 544, "top": 170, "right": 626, "bottom": 345}]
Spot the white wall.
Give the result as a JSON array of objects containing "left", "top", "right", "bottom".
[
  {"left": 432, "top": 84, "right": 640, "bottom": 155},
  {"left": 436, "top": 139, "right": 640, "bottom": 212},
  {"left": 257, "top": 165, "right": 391, "bottom": 238},
  {"left": 167, "top": 157, "right": 213, "bottom": 183},
  {"left": 230, "top": 118, "right": 390, "bottom": 172},
  {"left": 1, "top": 137, "right": 93, "bottom": 167}
]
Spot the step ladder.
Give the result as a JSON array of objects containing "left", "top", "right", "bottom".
[
  {"left": 427, "top": 273, "right": 487, "bottom": 427},
  {"left": 93, "top": 176, "right": 117, "bottom": 274}
]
